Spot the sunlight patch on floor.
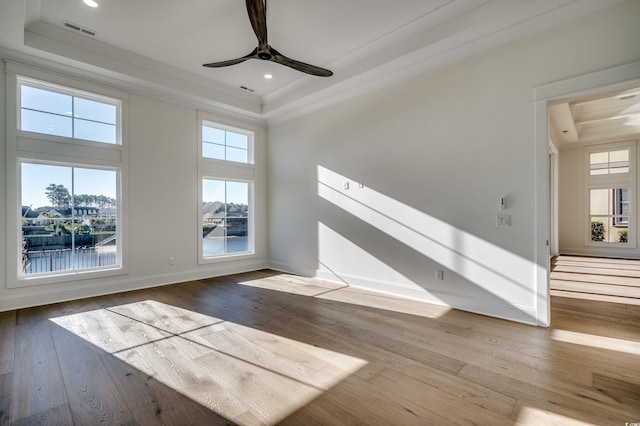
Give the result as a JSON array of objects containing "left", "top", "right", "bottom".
[
  {"left": 49, "top": 300, "right": 368, "bottom": 424},
  {"left": 550, "top": 329, "right": 640, "bottom": 356},
  {"left": 515, "top": 405, "right": 594, "bottom": 425},
  {"left": 236, "top": 272, "right": 452, "bottom": 319}
]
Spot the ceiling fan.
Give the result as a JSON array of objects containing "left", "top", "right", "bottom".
[{"left": 203, "top": 0, "right": 333, "bottom": 77}]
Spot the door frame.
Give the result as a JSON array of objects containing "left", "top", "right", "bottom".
[{"left": 534, "top": 60, "right": 640, "bottom": 327}]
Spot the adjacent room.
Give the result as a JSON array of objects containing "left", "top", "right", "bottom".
[{"left": 1, "top": 0, "right": 639, "bottom": 424}]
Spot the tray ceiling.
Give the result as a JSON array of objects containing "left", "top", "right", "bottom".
[{"left": 0, "top": 0, "right": 626, "bottom": 122}]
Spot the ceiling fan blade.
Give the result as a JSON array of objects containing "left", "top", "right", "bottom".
[
  {"left": 246, "top": 0, "right": 268, "bottom": 48},
  {"left": 270, "top": 48, "right": 333, "bottom": 77},
  {"left": 203, "top": 48, "right": 258, "bottom": 68}
]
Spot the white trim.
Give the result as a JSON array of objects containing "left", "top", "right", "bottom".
[
  {"left": 549, "top": 143, "right": 559, "bottom": 257},
  {"left": 270, "top": 260, "right": 538, "bottom": 325}
]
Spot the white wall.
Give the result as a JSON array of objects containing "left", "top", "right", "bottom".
[
  {"left": 268, "top": 1, "right": 640, "bottom": 325},
  {"left": 559, "top": 138, "right": 640, "bottom": 258},
  {"left": 0, "top": 68, "right": 268, "bottom": 311}
]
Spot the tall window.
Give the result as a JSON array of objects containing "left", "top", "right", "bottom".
[
  {"left": 199, "top": 119, "right": 254, "bottom": 261},
  {"left": 6, "top": 64, "right": 127, "bottom": 286},
  {"left": 202, "top": 180, "right": 249, "bottom": 256},
  {"left": 585, "top": 143, "right": 636, "bottom": 246}
]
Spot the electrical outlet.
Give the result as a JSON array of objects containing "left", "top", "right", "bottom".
[
  {"left": 436, "top": 270, "right": 444, "bottom": 280},
  {"left": 169, "top": 257, "right": 175, "bottom": 265}
]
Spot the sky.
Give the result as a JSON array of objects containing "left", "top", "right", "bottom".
[
  {"left": 21, "top": 163, "right": 117, "bottom": 209},
  {"left": 202, "top": 179, "right": 248, "bottom": 205}
]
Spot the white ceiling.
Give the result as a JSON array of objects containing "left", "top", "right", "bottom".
[
  {"left": 0, "top": 0, "right": 627, "bottom": 122},
  {"left": 550, "top": 87, "right": 640, "bottom": 147}
]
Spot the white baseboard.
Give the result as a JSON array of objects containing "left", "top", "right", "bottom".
[{"left": 269, "top": 261, "right": 538, "bottom": 326}]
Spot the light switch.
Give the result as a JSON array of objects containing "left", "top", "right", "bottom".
[{"left": 496, "top": 215, "right": 511, "bottom": 227}]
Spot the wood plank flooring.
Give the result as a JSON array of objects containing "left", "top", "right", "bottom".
[
  {"left": 551, "top": 255, "right": 640, "bottom": 324},
  {"left": 1, "top": 269, "right": 639, "bottom": 425}
]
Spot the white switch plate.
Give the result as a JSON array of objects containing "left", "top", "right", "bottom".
[{"left": 496, "top": 215, "right": 511, "bottom": 227}]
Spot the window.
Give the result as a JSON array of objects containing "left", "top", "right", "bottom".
[
  {"left": 198, "top": 119, "right": 255, "bottom": 262},
  {"left": 589, "top": 149, "right": 629, "bottom": 175},
  {"left": 202, "top": 180, "right": 250, "bottom": 256},
  {"left": 20, "top": 163, "right": 119, "bottom": 276},
  {"left": 202, "top": 122, "right": 251, "bottom": 163},
  {"left": 6, "top": 63, "right": 127, "bottom": 287},
  {"left": 585, "top": 143, "right": 636, "bottom": 246},
  {"left": 20, "top": 80, "right": 119, "bottom": 144}
]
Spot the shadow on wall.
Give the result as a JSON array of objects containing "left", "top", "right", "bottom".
[{"left": 316, "top": 165, "right": 538, "bottom": 324}]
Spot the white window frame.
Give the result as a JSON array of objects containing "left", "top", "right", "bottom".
[
  {"left": 584, "top": 141, "right": 637, "bottom": 248},
  {"left": 18, "top": 77, "right": 121, "bottom": 145},
  {"left": 5, "top": 62, "right": 129, "bottom": 287},
  {"left": 197, "top": 114, "right": 256, "bottom": 264}
]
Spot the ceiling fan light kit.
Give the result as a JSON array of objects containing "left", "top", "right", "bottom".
[{"left": 203, "top": 0, "right": 333, "bottom": 77}]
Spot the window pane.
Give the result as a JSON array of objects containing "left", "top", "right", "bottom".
[
  {"left": 203, "top": 142, "right": 225, "bottom": 160},
  {"left": 590, "top": 152, "right": 608, "bottom": 175},
  {"left": 22, "top": 218, "right": 74, "bottom": 274},
  {"left": 226, "top": 181, "right": 248, "bottom": 204},
  {"left": 21, "top": 85, "right": 72, "bottom": 116},
  {"left": 226, "top": 146, "right": 248, "bottom": 163},
  {"left": 74, "top": 119, "right": 117, "bottom": 144},
  {"left": 591, "top": 216, "right": 629, "bottom": 243},
  {"left": 74, "top": 97, "right": 116, "bottom": 124},
  {"left": 226, "top": 181, "right": 248, "bottom": 254},
  {"left": 21, "top": 109, "right": 72, "bottom": 138},
  {"left": 589, "top": 189, "right": 611, "bottom": 215},
  {"left": 202, "top": 126, "right": 225, "bottom": 144},
  {"left": 73, "top": 168, "right": 117, "bottom": 208},
  {"left": 202, "top": 179, "right": 226, "bottom": 257},
  {"left": 22, "top": 163, "right": 72, "bottom": 209},
  {"left": 226, "top": 132, "right": 248, "bottom": 149}
]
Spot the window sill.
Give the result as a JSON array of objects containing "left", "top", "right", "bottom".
[
  {"left": 198, "top": 251, "right": 257, "bottom": 266},
  {"left": 8, "top": 266, "right": 127, "bottom": 289}
]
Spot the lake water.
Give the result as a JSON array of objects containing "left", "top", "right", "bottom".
[{"left": 203, "top": 236, "right": 248, "bottom": 257}]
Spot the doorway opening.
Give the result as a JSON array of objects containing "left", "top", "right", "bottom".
[{"left": 547, "top": 81, "right": 640, "bottom": 323}]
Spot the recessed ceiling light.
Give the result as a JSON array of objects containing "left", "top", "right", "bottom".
[
  {"left": 83, "top": 0, "right": 99, "bottom": 8},
  {"left": 264, "top": 74, "right": 273, "bottom": 79},
  {"left": 617, "top": 90, "right": 639, "bottom": 100}
]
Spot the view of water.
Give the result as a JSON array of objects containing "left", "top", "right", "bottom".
[{"left": 203, "top": 236, "right": 248, "bottom": 257}]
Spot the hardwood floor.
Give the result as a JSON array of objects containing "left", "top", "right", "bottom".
[
  {"left": 551, "top": 255, "right": 640, "bottom": 324},
  {"left": 1, "top": 269, "right": 639, "bottom": 425}
]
